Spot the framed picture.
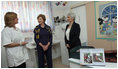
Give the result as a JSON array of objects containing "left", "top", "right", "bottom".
[
  {"left": 94, "top": 1, "right": 117, "bottom": 40},
  {"left": 80, "top": 48, "right": 105, "bottom": 65}
]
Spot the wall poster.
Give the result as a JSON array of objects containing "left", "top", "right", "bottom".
[{"left": 94, "top": 1, "right": 117, "bottom": 40}]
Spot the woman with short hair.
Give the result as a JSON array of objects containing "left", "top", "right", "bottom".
[
  {"left": 34, "top": 14, "right": 53, "bottom": 68},
  {"left": 65, "top": 12, "right": 81, "bottom": 58}
]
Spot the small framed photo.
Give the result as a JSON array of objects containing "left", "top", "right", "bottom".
[{"left": 80, "top": 48, "right": 105, "bottom": 66}]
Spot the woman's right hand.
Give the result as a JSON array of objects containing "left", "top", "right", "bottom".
[
  {"left": 21, "top": 42, "right": 28, "bottom": 46},
  {"left": 66, "top": 44, "right": 70, "bottom": 48},
  {"left": 42, "top": 46, "right": 48, "bottom": 51},
  {"left": 39, "top": 43, "right": 47, "bottom": 51}
]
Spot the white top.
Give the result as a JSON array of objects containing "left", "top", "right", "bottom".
[
  {"left": 66, "top": 28, "right": 71, "bottom": 41},
  {"left": 1, "top": 27, "right": 29, "bottom": 67}
]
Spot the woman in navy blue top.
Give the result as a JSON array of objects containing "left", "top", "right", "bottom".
[{"left": 34, "top": 14, "right": 52, "bottom": 68}]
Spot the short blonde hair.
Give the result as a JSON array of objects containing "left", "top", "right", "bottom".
[{"left": 4, "top": 12, "right": 17, "bottom": 27}]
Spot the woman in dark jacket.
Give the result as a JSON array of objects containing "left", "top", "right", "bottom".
[
  {"left": 34, "top": 14, "right": 52, "bottom": 68},
  {"left": 65, "top": 12, "right": 81, "bottom": 57}
]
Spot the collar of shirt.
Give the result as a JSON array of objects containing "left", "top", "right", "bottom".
[{"left": 38, "top": 23, "right": 48, "bottom": 29}]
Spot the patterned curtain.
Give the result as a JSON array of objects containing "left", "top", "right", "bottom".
[{"left": 1, "top": 1, "right": 54, "bottom": 32}]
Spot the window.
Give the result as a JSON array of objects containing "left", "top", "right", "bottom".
[{"left": 1, "top": 1, "right": 54, "bottom": 32}]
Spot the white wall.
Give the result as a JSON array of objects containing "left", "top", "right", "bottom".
[
  {"left": 54, "top": 24, "right": 69, "bottom": 66},
  {"left": 72, "top": 5, "right": 88, "bottom": 44},
  {"left": 51, "top": 1, "right": 82, "bottom": 18}
]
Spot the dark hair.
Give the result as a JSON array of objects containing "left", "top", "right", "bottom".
[
  {"left": 37, "top": 14, "right": 46, "bottom": 22},
  {"left": 4, "top": 12, "right": 17, "bottom": 27}
]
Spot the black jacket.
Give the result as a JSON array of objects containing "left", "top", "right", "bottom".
[{"left": 65, "top": 22, "right": 81, "bottom": 49}]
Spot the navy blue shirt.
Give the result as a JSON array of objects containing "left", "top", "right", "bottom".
[{"left": 34, "top": 24, "right": 52, "bottom": 47}]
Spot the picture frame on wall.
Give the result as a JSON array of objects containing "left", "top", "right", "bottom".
[
  {"left": 80, "top": 48, "right": 105, "bottom": 66},
  {"left": 94, "top": 1, "right": 117, "bottom": 40}
]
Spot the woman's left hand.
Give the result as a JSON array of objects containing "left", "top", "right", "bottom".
[
  {"left": 44, "top": 45, "right": 48, "bottom": 51},
  {"left": 42, "top": 45, "right": 48, "bottom": 51},
  {"left": 44, "top": 42, "right": 50, "bottom": 51}
]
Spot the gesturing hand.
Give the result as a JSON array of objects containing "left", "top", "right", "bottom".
[{"left": 21, "top": 42, "right": 28, "bottom": 46}]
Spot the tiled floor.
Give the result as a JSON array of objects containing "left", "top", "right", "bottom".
[
  {"left": 27, "top": 56, "right": 69, "bottom": 68},
  {"left": 53, "top": 57, "right": 70, "bottom": 68}
]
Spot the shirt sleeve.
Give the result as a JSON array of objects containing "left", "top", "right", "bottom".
[
  {"left": 1, "top": 30, "right": 12, "bottom": 46},
  {"left": 48, "top": 28, "right": 52, "bottom": 45},
  {"left": 34, "top": 28, "right": 40, "bottom": 45}
]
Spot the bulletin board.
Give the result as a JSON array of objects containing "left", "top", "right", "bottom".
[{"left": 94, "top": 1, "right": 117, "bottom": 40}]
